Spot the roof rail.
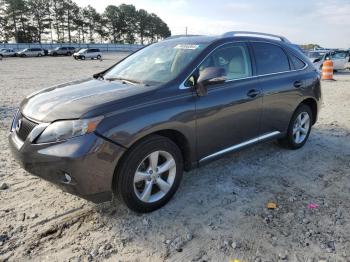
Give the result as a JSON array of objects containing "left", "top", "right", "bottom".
[
  {"left": 222, "top": 31, "right": 291, "bottom": 43},
  {"left": 165, "top": 34, "right": 202, "bottom": 40}
]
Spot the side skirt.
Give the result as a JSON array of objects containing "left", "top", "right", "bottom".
[{"left": 198, "top": 131, "right": 282, "bottom": 166}]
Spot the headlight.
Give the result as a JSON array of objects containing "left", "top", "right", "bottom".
[{"left": 36, "top": 116, "right": 103, "bottom": 143}]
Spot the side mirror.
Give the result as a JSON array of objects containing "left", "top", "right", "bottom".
[{"left": 195, "top": 67, "right": 226, "bottom": 96}]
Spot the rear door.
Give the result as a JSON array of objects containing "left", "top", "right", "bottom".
[
  {"left": 195, "top": 42, "right": 263, "bottom": 161},
  {"left": 251, "top": 42, "right": 307, "bottom": 134}
]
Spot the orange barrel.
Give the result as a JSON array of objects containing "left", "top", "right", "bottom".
[{"left": 322, "top": 59, "right": 334, "bottom": 80}]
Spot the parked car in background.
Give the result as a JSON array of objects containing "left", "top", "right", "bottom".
[
  {"left": 73, "top": 48, "right": 102, "bottom": 60},
  {"left": 17, "top": 48, "right": 45, "bottom": 57},
  {"left": 306, "top": 50, "right": 349, "bottom": 71},
  {"left": 49, "top": 47, "right": 76, "bottom": 56},
  {"left": 0, "top": 48, "right": 16, "bottom": 58},
  {"left": 9, "top": 32, "right": 321, "bottom": 213}
]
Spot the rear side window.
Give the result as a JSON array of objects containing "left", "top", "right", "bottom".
[
  {"left": 252, "top": 42, "right": 290, "bottom": 75},
  {"left": 290, "top": 54, "right": 306, "bottom": 70}
]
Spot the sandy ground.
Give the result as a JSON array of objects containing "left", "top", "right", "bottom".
[{"left": 0, "top": 54, "right": 350, "bottom": 262}]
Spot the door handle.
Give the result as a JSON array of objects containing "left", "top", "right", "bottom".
[
  {"left": 293, "top": 80, "right": 303, "bottom": 88},
  {"left": 247, "top": 89, "right": 260, "bottom": 98}
]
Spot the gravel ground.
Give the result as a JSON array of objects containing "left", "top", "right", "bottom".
[{"left": 0, "top": 54, "right": 350, "bottom": 262}]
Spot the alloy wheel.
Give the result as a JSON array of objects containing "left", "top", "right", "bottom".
[
  {"left": 133, "top": 150, "right": 176, "bottom": 203},
  {"left": 293, "top": 112, "right": 310, "bottom": 144}
]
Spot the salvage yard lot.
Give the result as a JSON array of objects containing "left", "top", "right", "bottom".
[{"left": 0, "top": 54, "right": 350, "bottom": 261}]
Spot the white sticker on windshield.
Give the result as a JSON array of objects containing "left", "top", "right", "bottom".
[{"left": 174, "top": 44, "right": 199, "bottom": 50}]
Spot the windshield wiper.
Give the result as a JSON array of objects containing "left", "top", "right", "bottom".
[{"left": 105, "top": 77, "right": 148, "bottom": 86}]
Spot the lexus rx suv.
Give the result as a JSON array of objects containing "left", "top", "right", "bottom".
[{"left": 9, "top": 32, "right": 321, "bottom": 213}]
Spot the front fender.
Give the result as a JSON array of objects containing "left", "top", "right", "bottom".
[{"left": 95, "top": 90, "right": 197, "bottom": 159}]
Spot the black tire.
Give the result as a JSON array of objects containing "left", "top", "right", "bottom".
[
  {"left": 21, "top": 54, "right": 26, "bottom": 57},
  {"left": 53, "top": 52, "right": 57, "bottom": 56},
  {"left": 278, "top": 104, "right": 313, "bottom": 149},
  {"left": 114, "top": 135, "right": 183, "bottom": 213},
  {"left": 97, "top": 55, "right": 101, "bottom": 60},
  {"left": 67, "top": 52, "right": 72, "bottom": 56},
  {"left": 81, "top": 56, "right": 85, "bottom": 60},
  {"left": 38, "top": 53, "right": 42, "bottom": 57}
]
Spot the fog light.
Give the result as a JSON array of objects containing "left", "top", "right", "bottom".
[{"left": 63, "top": 173, "right": 72, "bottom": 184}]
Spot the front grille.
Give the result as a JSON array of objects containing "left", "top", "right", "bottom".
[{"left": 15, "top": 114, "right": 38, "bottom": 141}]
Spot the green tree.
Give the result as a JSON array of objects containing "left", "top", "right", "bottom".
[
  {"left": 27, "top": 0, "right": 51, "bottom": 42},
  {"left": 136, "top": 9, "right": 150, "bottom": 45},
  {"left": 103, "top": 5, "right": 123, "bottom": 43},
  {"left": 119, "top": 4, "right": 137, "bottom": 44},
  {"left": 0, "top": 0, "right": 171, "bottom": 43},
  {"left": 1, "top": 0, "right": 28, "bottom": 42}
]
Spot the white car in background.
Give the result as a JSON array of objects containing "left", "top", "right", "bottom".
[
  {"left": 0, "top": 48, "right": 16, "bottom": 58},
  {"left": 307, "top": 50, "right": 349, "bottom": 71},
  {"left": 73, "top": 48, "right": 102, "bottom": 60},
  {"left": 17, "top": 48, "right": 45, "bottom": 57}
]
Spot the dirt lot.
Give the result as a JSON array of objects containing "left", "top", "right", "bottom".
[{"left": 0, "top": 54, "right": 350, "bottom": 262}]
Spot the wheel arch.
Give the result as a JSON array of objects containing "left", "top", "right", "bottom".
[
  {"left": 111, "top": 129, "right": 194, "bottom": 194},
  {"left": 300, "top": 98, "right": 318, "bottom": 125}
]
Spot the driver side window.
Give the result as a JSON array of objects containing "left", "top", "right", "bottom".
[{"left": 200, "top": 43, "right": 252, "bottom": 81}]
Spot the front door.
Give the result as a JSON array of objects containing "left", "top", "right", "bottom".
[{"left": 194, "top": 42, "right": 263, "bottom": 161}]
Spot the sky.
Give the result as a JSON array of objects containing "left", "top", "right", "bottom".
[{"left": 74, "top": 0, "right": 350, "bottom": 48}]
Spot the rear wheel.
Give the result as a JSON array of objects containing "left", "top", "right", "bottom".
[
  {"left": 114, "top": 135, "right": 183, "bottom": 213},
  {"left": 67, "top": 52, "right": 72, "bottom": 56},
  {"left": 97, "top": 55, "right": 101, "bottom": 60},
  {"left": 81, "top": 56, "right": 85, "bottom": 60},
  {"left": 278, "top": 104, "right": 313, "bottom": 149},
  {"left": 38, "top": 53, "right": 42, "bottom": 57}
]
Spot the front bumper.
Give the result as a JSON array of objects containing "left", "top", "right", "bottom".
[{"left": 8, "top": 130, "right": 125, "bottom": 203}]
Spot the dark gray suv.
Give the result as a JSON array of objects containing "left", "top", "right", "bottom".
[{"left": 9, "top": 32, "right": 321, "bottom": 212}]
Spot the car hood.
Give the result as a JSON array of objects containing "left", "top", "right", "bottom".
[{"left": 21, "top": 78, "right": 156, "bottom": 122}]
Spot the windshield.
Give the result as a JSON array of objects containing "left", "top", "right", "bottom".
[
  {"left": 103, "top": 41, "right": 208, "bottom": 86},
  {"left": 78, "top": 49, "right": 87, "bottom": 54}
]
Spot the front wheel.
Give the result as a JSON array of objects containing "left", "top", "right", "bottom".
[
  {"left": 97, "top": 55, "right": 101, "bottom": 60},
  {"left": 81, "top": 56, "right": 85, "bottom": 60},
  {"left": 114, "top": 135, "right": 183, "bottom": 213},
  {"left": 278, "top": 104, "right": 313, "bottom": 149}
]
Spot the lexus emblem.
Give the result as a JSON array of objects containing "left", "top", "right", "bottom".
[{"left": 15, "top": 119, "right": 22, "bottom": 132}]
